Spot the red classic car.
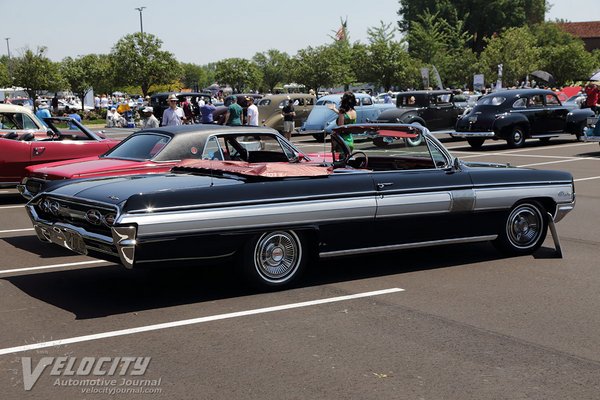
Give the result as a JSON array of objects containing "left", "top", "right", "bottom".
[
  {"left": 19, "top": 124, "right": 312, "bottom": 198},
  {"left": 1, "top": 113, "right": 119, "bottom": 188}
]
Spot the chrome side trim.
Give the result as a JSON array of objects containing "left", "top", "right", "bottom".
[
  {"left": 452, "top": 131, "right": 496, "bottom": 137},
  {"left": 376, "top": 192, "right": 452, "bottom": 218},
  {"left": 319, "top": 235, "right": 498, "bottom": 258},
  {"left": 136, "top": 251, "right": 236, "bottom": 264},
  {"left": 126, "top": 190, "right": 377, "bottom": 214},
  {"left": 474, "top": 184, "right": 574, "bottom": 211},
  {"left": 450, "top": 189, "right": 476, "bottom": 212},
  {"left": 121, "top": 197, "right": 377, "bottom": 237}
]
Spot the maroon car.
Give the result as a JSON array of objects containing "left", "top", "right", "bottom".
[{"left": 1, "top": 113, "right": 118, "bottom": 188}]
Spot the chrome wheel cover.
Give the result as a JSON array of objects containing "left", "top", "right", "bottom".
[
  {"left": 512, "top": 129, "right": 523, "bottom": 144},
  {"left": 506, "top": 204, "right": 543, "bottom": 249},
  {"left": 254, "top": 231, "right": 301, "bottom": 283}
]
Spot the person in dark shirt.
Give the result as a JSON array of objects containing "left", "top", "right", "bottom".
[
  {"left": 282, "top": 99, "right": 295, "bottom": 140},
  {"left": 200, "top": 100, "right": 216, "bottom": 124}
]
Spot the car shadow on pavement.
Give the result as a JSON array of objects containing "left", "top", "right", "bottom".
[
  {"left": 2, "top": 235, "right": 78, "bottom": 258},
  {"left": 577, "top": 150, "right": 600, "bottom": 158},
  {"left": 0, "top": 194, "right": 26, "bottom": 206},
  {"left": 2, "top": 242, "right": 554, "bottom": 320}
]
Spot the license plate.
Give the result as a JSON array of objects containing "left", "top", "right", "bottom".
[
  {"left": 587, "top": 117, "right": 598, "bottom": 126},
  {"left": 48, "top": 227, "right": 88, "bottom": 255},
  {"left": 468, "top": 116, "right": 477, "bottom": 123}
]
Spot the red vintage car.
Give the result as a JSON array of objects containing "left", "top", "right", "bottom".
[
  {"left": 20, "top": 124, "right": 313, "bottom": 198},
  {"left": 1, "top": 111, "right": 119, "bottom": 188}
]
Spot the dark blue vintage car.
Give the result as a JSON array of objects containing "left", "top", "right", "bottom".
[
  {"left": 453, "top": 88, "right": 593, "bottom": 149},
  {"left": 26, "top": 124, "right": 575, "bottom": 289}
]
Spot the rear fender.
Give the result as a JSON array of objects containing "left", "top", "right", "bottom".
[
  {"left": 494, "top": 113, "right": 530, "bottom": 137},
  {"left": 566, "top": 109, "right": 595, "bottom": 133}
]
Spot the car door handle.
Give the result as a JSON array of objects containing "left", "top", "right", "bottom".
[
  {"left": 377, "top": 182, "right": 394, "bottom": 190},
  {"left": 33, "top": 147, "right": 46, "bottom": 156}
]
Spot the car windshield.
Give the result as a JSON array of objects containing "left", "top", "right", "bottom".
[
  {"left": 316, "top": 99, "right": 340, "bottom": 106},
  {"left": 0, "top": 112, "right": 41, "bottom": 130},
  {"left": 45, "top": 118, "right": 94, "bottom": 140},
  {"left": 103, "top": 133, "right": 170, "bottom": 160},
  {"left": 329, "top": 128, "right": 448, "bottom": 170},
  {"left": 212, "top": 134, "right": 297, "bottom": 163},
  {"left": 476, "top": 96, "right": 506, "bottom": 106}
]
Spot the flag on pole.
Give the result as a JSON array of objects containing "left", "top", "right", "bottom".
[{"left": 335, "top": 18, "right": 348, "bottom": 41}]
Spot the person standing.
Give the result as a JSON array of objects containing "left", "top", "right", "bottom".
[
  {"left": 181, "top": 96, "right": 195, "bottom": 124},
  {"left": 584, "top": 83, "right": 599, "bottom": 114},
  {"left": 162, "top": 94, "right": 186, "bottom": 126},
  {"left": 328, "top": 91, "right": 357, "bottom": 151},
  {"left": 51, "top": 94, "right": 59, "bottom": 115},
  {"left": 282, "top": 99, "right": 296, "bottom": 140},
  {"left": 224, "top": 96, "right": 243, "bottom": 126},
  {"left": 200, "top": 100, "right": 216, "bottom": 124},
  {"left": 383, "top": 91, "right": 393, "bottom": 104},
  {"left": 65, "top": 107, "right": 82, "bottom": 130},
  {"left": 246, "top": 97, "right": 259, "bottom": 126},
  {"left": 35, "top": 104, "right": 52, "bottom": 126},
  {"left": 140, "top": 106, "right": 160, "bottom": 129}
]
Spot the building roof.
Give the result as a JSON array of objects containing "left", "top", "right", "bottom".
[{"left": 557, "top": 21, "right": 600, "bottom": 39}]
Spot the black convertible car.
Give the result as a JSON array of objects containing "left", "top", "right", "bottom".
[
  {"left": 26, "top": 124, "right": 575, "bottom": 288},
  {"left": 454, "top": 88, "right": 593, "bottom": 148}
]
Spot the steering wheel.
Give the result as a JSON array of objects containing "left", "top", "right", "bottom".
[{"left": 347, "top": 151, "right": 369, "bottom": 168}]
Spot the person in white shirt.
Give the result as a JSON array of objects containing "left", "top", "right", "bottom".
[
  {"left": 100, "top": 95, "right": 109, "bottom": 109},
  {"left": 140, "top": 106, "right": 160, "bottom": 129},
  {"left": 246, "top": 97, "right": 259, "bottom": 126},
  {"left": 106, "top": 107, "right": 125, "bottom": 127},
  {"left": 162, "top": 94, "right": 186, "bottom": 126}
]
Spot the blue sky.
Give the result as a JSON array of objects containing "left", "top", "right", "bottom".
[{"left": 0, "top": 0, "right": 598, "bottom": 65}]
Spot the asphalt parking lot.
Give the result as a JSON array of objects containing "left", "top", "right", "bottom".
[{"left": 1, "top": 133, "right": 600, "bottom": 399}]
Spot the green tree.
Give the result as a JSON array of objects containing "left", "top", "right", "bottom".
[
  {"left": 398, "top": 0, "right": 546, "bottom": 53},
  {"left": 354, "top": 22, "right": 420, "bottom": 90},
  {"left": 479, "top": 27, "right": 541, "bottom": 86},
  {"left": 289, "top": 46, "right": 338, "bottom": 95},
  {"left": 329, "top": 40, "right": 357, "bottom": 91},
  {"left": 60, "top": 54, "right": 109, "bottom": 108},
  {"left": 406, "top": 11, "right": 477, "bottom": 88},
  {"left": 214, "top": 58, "right": 260, "bottom": 93},
  {"left": 110, "top": 33, "right": 182, "bottom": 97},
  {"left": 180, "top": 62, "right": 214, "bottom": 91},
  {"left": 12, "top": 47, "right": 64, "bottom": 110},
  {"left": 0, "top": 62, "right": 9, "bottom": 87},
  {"left": 527, "top": 23, "right": 595, "bottom": 85},
  {"left": 540, "top": 41, "right": 595, "bottom": 85},
  {"left": 252, "top": 49, "right": 290, "bottom": 93}
]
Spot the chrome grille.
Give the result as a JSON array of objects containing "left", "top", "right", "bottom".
[{"left": 35, "top": 196, "right": 118, "bottom": 235}]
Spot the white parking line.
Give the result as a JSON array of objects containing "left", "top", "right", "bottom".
[
  {"left": 518, "top": 159, "right": 593, "bottom": 168},
  {"left": 575, "top": 175, "right": 600, "bottom": 182},
  {"left": 446, "top": 141, "right": 593, "bottom": 153},
  {"left": 0, "top": 228, "right": 34, "bottom": 234},
  {"left": 0, "top": 205, "right": 25, "bottom": 210},
  {"left": 0, "top": 288, "right": 404, "bottom": 355},
  {"left": 0, "top": 260, "right": 108, "bottom": 276}
]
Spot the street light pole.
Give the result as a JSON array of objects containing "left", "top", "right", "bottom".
[
  {"left": 134, "top": 7, "right": 146, "bottom": 37},
  {"left": 4, "top": 37, "right": 10, "bottom": 59}
]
